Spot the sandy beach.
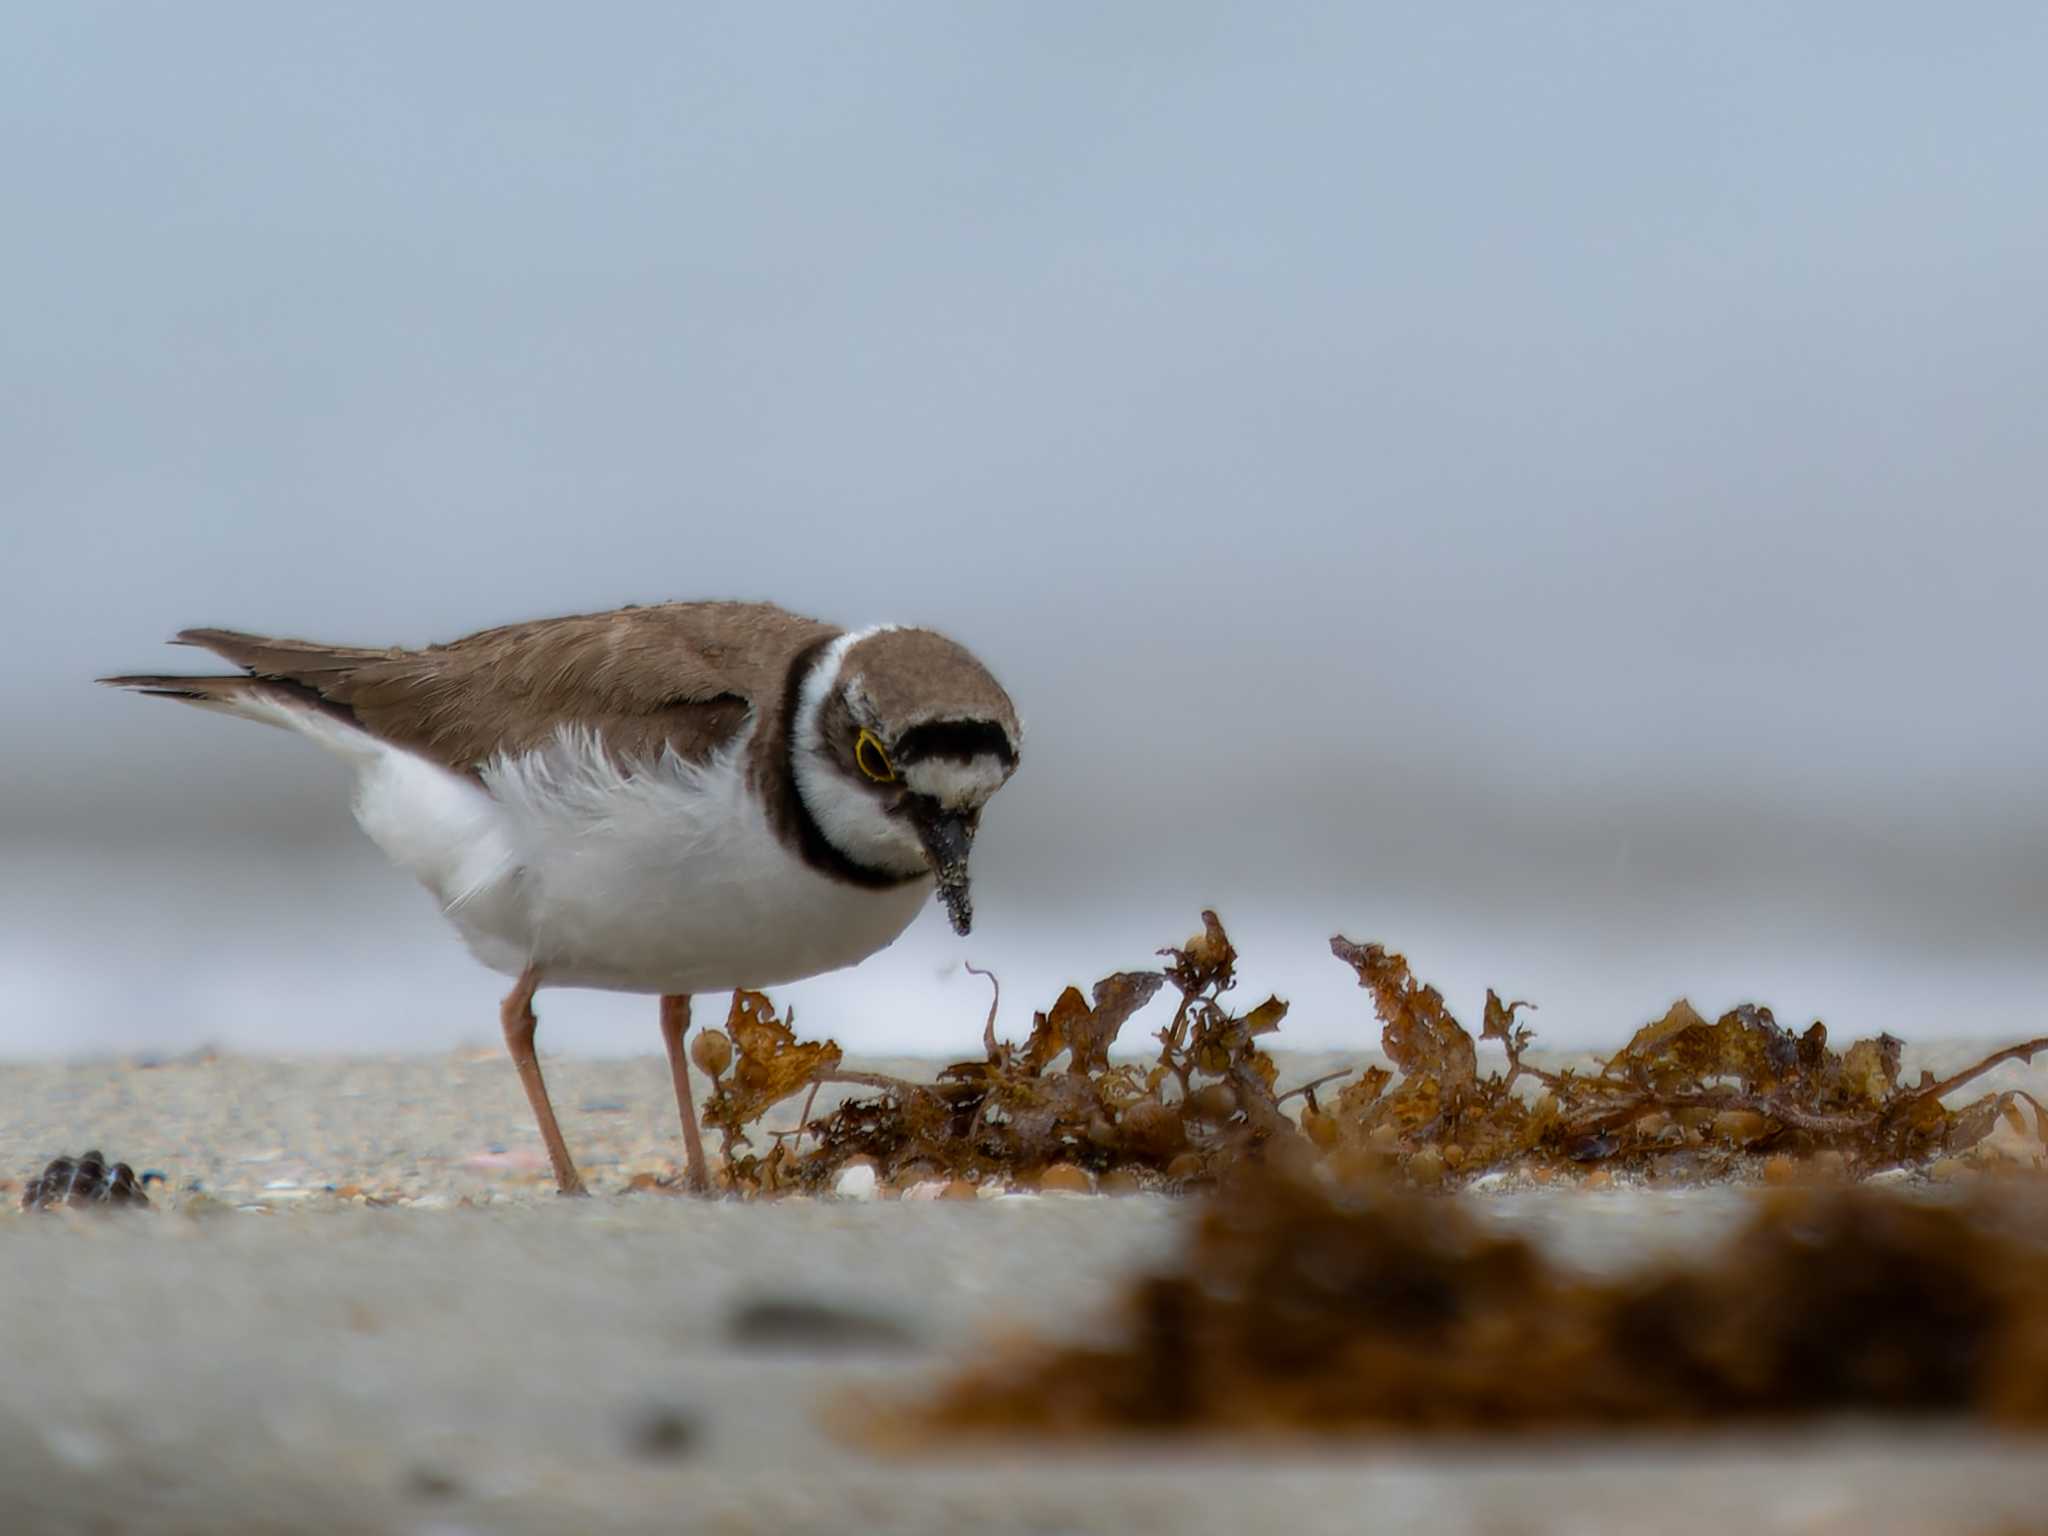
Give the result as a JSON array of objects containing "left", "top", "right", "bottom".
[{"left": 4, "top": 1047, "right": 2046, "bottom": 1535}]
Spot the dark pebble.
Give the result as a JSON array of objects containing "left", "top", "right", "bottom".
[
  {"left": 1567, "top": 1132, "right": 1619, "bottom": 1163},
  {"left": 622, "top": 1403, "right": 700, "bottom": 1461},
  {"left": 723, "top": 1296, "right": 920, "bottom": 1352},
  {"left": 401, "top": 1464, "right": 464, "bottom": 1501},
  {"left": 580, "top": 1098, "right": 630, "bottom": 1113},
  {"left": 22, "top": 1151, "right": 152, "bottom": 1211}
]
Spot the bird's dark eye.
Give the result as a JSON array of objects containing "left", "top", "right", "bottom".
[{"left": 854, "top": 728, "right": 896, "bottom": 783}]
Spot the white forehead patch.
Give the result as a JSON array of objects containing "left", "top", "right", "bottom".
[{"left": 902, "top": 754, "right": 1010, "bottom": 811}]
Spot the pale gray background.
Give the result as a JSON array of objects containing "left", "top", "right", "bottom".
[{"left": 5, "top": 4, "right": 2044, "bottom": 1057}]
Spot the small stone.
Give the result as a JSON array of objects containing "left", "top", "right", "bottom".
[
  {"left": 1762, "top": 1154, "right": 1800, "bottom": 1185},
  {"left": 1038, "top": 1163, "right": 1094, "bottom": 1195},
  {"left": 623, "top": 1404, "right": 701, "bottom": 1461},
  {"left": 1581, "top": 1168, "right": 1614, "bottom": 1191},
  {"left": 1098, "top": 1169, "right": 1144, "bottom": 1196},
  {"left": 579, "top": 1097, "right": 629, "bottom": 1113},
  {"left": 832, "top": 1161, "right": 880, "bottom": 1201},
  {"left": 1566, "top": 1131, "right": 1618, "bottom": 1162},
  {"left": 1809, "top": 1149, "right": 1850, "bottom": 1181},
  {"left": 21, "top": 1151, "right": 151, "bottom": 1212},
  {"left": 724, "top": 1296, "right": 917, "bottom": 1352},
  {"left": 940, "top": 1179, "right": 979, "bottom": 1201}
]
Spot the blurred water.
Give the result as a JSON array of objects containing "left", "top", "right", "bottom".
[{"left": 7, "top": 840, "right": 2045, "bottom": 1061}]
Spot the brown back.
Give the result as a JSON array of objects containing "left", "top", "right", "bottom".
[{"left": 177, "top": 602, "right": 840, "bottom": 773}]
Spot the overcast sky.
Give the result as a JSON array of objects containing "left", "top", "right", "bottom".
[{"left": 4, "top": 5, "right": 2045, "bottom": 1057}]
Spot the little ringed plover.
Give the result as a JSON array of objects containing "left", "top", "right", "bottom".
[{"left": 104, "top": 601, "right": 1022, "bottom": 1195}]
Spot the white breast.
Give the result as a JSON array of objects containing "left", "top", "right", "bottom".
[{"left": 352, "top": 723, "right": 932, "bottom": 994}]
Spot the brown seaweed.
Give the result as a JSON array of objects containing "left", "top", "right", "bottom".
[
  {"left": 683, "top": 913, "right": 2046, "bottom": 1194},
  {"left": 863, "top": 1165, "right": 2048, "bottom": 1439},
  {"left": 1318, "top": 939, "right": 2048, "bottom": 1184}
]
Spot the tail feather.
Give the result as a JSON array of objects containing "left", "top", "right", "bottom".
[
  {"left": 98, "top": 672, "right": 362, "bottom": 737},
  {"left": 105, "top": 624, "right": 387, "bottom": 726},
  {"left": 171, "top": 627, "right": 387, "bottom": 688},
  {"left": 99, "top": 673, "right": 278, "bottom": 704}
]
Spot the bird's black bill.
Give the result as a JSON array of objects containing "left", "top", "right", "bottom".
[{"left": 911, "top": 802, "right": 977, "bottom": 936}]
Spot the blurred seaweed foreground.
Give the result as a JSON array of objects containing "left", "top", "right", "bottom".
[
  {"left": 685, "top": 912, "right": 2047, "bottom": 1195},
  {"left": 856, "top": 1167, "right": 2048, "bottom": 1440}
]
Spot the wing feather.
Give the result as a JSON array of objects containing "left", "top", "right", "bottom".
[{"left": 165, "top": 602, "right": 837, "bottom": 774}]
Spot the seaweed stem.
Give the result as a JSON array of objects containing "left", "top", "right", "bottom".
[
  {"left": 1896, "top": 1036, "right": 2048, "bottom": 1112},
  {"left": 1276, "top": 1069, "right": 1353, "bottom": 1105},
  {"left": 966, "top": 962, "right": 1002, "bottom": 1060}
]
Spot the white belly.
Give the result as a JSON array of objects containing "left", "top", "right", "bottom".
[{"left": 348, "top": 724, "right": 932, "bottom": 994}]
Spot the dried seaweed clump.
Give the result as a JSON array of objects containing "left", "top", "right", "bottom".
[
  {"left": 869, "top": 1166, "right": 2048, "bottom": 1440},
  {"left": 691, "top": 990, "right": 844, "bottom": 1195},
  {"left": 680, "top": 912, "right": 2046, "bottom": 1193},
  {"left": 1314, "top": 939, "right": 2048, "bottom": 1183},
  {"left": 22, "top": 1151, "right": 151, "bottom": 1211},
  {"left": 787, "top": 912, "right": 1308, "bottom": 1193}
]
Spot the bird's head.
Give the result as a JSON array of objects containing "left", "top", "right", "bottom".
[{"left": 791, "top": 625, "right": 1020, "bottom": 934}]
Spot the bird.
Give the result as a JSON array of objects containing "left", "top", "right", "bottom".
[{"left": 102, "top": 602, "right": 1022, "bottom": 1196}]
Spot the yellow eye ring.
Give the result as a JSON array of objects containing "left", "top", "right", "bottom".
[{"left": 854, "top": 728, "right": 896, "bottom": 783}]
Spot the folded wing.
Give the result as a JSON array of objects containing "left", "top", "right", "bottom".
[{"left": 104, "top": 601, "right": 838, "bottom": 775}]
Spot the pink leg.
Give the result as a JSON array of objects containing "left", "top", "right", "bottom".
[
  {"left": 500, "top": 967, "right": 587, "bottom": 1197},
  {"left": 659, "top": 994, "right": 712, "bottom": 1195}
]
